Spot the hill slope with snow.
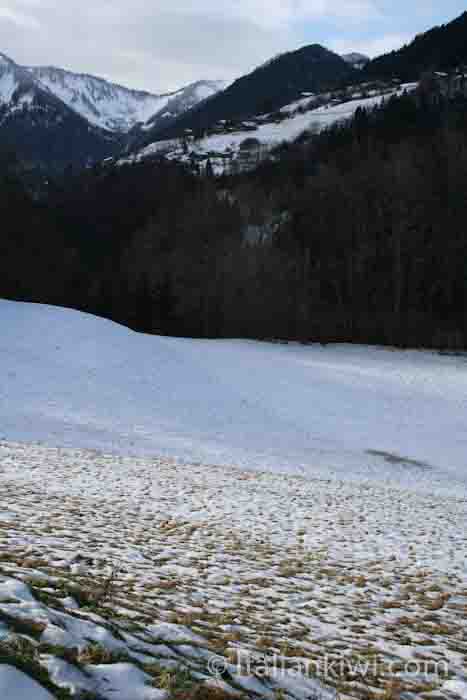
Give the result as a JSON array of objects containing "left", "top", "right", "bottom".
[
  {"left": 0, "top": 53, "right": 121, "bottom": 169},
  {"left": 28, "top": 65, "right": 170, "bottom": 132},
  {"left": 28, "top": 65, "right": 226, "bottom": 132},
  {"left": 136, "top": 44, "right": 356, "bottom": 149},
  {"left": 124, "top": 82, "right": 418, "bottom": 173},
  {"left": 1, "top": 300, "right": 467, "bottom": 699},
  {"left": 1, "top": 299, "right": 466, "bottom": 494}
]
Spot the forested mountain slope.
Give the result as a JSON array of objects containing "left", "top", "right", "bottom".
[
  {"left": 2, "top": 91, "right": 467, "bottom": 349},
  {"left": 364, "top": 11, "right": 467, "bottom": 81},
  {"left": 137, "top": 45, "right": 356, "bottom": 145}
]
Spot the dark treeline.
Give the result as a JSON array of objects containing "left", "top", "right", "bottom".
[{"left": 1, "top": 93, "right": 467, "bottom": 349}]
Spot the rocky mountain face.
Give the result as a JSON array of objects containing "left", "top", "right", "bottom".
[
  {"left": 0, "top": 53, "right": 121, "bottom": 171},
  {"left": 27, "top": 65, "right": 226, "bottom": 133},
  {"left": 342, "top": 53, "right": 370, "bottom": 69},
  {"left": 0, "top": 52, "right": 226, "bottom": 169}
]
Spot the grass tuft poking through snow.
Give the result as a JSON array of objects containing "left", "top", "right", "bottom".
[
  {"left": 0, "top": 441, "right": 466, "bottom": 699},
  {"left": 0, "top": 301, "right": 466, "bottom": 699}
]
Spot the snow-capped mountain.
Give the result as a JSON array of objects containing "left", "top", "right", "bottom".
[
  {"left": 141, "top": 80, "right": 227, "bottom": 132},
  {"left": 342, "top": 52, "right": 370, "bottom": 69},
  {"left": 0, "top": 52, "right": 39, "bottom": 110},
  {"left": 27, "top": 65, "right": 226, "bottom": 132},
  {"left": 0, "top": 52, "right": 121, "bottom": 170},
  {"left": 0, "top": 49, "right": 226, "bottom": 169},
  {"left": 27, "top": 65, "right": 168, "bottom": 132}
]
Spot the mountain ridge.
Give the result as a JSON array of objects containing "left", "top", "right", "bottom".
[
  {"left": 136, "top": 43, "right": 357, "bottom": 147},
  {"left": 0, "top": 50, "right": 226, "bottom": 133},
  {"left": 363, "top": 10, "right": 467, "bottom": 80},
  {"left": 2, "top": 9, "right": 467, "bottom": 171},
  {"left": 0, "top": 52, "right": 123, "bottom": 170},
  {"left": 27, "top": 63, "right": 226, "bottom": 132},
  {"left": 342, "top": 52, "right": 370, "bottom": 69}
]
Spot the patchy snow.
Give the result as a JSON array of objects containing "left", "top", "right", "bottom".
[
  {"left": 129, "top": 83, "right": 419, "bottom": 172},
  {"left": 280, "top": 94, "right": 317, "bottom": 114},
  {"left": 0, "top": 71, "right": 18, "bottom": 104},
  {"left": 0, "top": 298, "right": 465, "bottom": 495},
  {"left": 341, "top": 53, "right": 370, "bottom": 69},
  {"left": 87, "top": 663, "right": 167, "bottom": 699},
  {"left": 0, "top": 438, "right": 465, "bottom": 699},
  {"left": 0, "top": 60, "right": 227, "bottom": 133},
  {"left": 0, "top": 301, "right": 466, "bottom": 699},
  {"left": 194, "top": 81, "right": 226, "bottom": 101},
  {"left": 28, "top": 66, "right": 172, "bottom": 131}
]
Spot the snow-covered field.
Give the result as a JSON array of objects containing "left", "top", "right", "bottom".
[
  {"left": 1, "top": 300, "right": 467, "bottom": 699},
  {"left": 1, "top": 299, "right": 466, "bottom": 494}
]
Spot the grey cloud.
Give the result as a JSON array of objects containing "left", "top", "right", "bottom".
[
  {"left": 0, "top": 1, "right": 298, "bottom": 90},
  {"left": 1, "top": 0, "right": 460, "bottom": 92}
]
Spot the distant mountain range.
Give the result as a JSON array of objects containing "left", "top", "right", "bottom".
[
  {"left": 1, "top": 9, "right": 467, "bottom": 171},
  {"left": 27, "top": 65, "right": 226, "bottom": 133},
  {"left": 342, "top": 53, "right": 370, "bottom": 69},
  {"left": 0, "top": 52, "right": 225, "bottom": 169},
  {"left": 0, "top": 53, "right": 121, "bottom": 171}
]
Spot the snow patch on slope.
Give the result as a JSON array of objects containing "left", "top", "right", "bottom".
[
  {"left": 0, "top": 71, "right": 18, "bottom": 104},
  {"left": 27, "top": 67, "right": 227, "bottom": 132},
  {"left": 0, "top": 298, "right": 466, "bottom": 495},
  {"left": 0, "top": 667, "right": 55, "bottom": 700},
  {"left": 28, "top": 66, "right": 171, "bottom": 132},
  {"left": 0, "top": 53, "right": 227, "bottom": 133},
  {"left": 0, "top": 439, "right": 465, "bottom": 698},
  {"left": 126, "top": 83, "right": 418, "bottom": 173}
]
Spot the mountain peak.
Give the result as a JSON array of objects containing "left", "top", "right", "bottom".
[
  {"left": 342, "top": 52, "right": 370, "bottom": 68},
  {"left": 137, "top": 42, "right": 355, "bottom": 146},
  {"left": 0, "top": 52, "right": 12, "bottom": 65},
  {"left": 0, "top": 49, "right": 227, "bottom": 134}
]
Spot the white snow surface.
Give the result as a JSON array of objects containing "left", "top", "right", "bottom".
[
  {"left": 28, "top": 66, "right": 173, "bottom": 131},
  {"left": 0, "top": 71, "right": 18, "bottom": 104},
  {"left": 1, "top": 298, "right": 466, "bottom": 700},
  {"left": 0, "top": 299, "right": 466, "bottom": 496},
  {"left": 0, "top": 666, "right": 55, "bottom": 700},
  {"left": 28, "top": 69, "right": 226, "bottom": 132},
  {"left": 0, "top": 438, "right": 465, "bottom": 699},
  {"left": 0, "top": 57, "right": 226, "bottom": 132}
]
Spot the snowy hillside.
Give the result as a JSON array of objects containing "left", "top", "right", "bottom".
[
  {"left": 28, "top": 65, "right": 170, "bottom": 132},
  {"left": 0, "top": 439, "right": 466, "bottom": 700},
  {"left": 28, "top": 66, "right": 226, "bottom": 132},
  {"left": 341, "top": 52, "right": 370, "bottom": 69},
  {"left": 1, "top": 299, "right": 465, "bottom": 495},
  {"left": 0, "top": 51, "right": 226, "bottom": 134},
  {"left": 124, "top": 82, "right": 418, "bottom": 173},
  {"left": 141, "top": 81, "right": 228, "bottom": 129},
  {"left": 0, "top": 53, "right": 121, "bottom": 168},
  {"left": 0, "top": 53, "right": 41, "bottom": 111},
  {"left": 1, "top": 299, "right": 467, "bottom": 700},
  {"left": 0, "top": 54, "right": 20, "bottom": 103}
]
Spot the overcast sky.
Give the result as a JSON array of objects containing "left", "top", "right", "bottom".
[{"left": 0, "top": 1, "right": 465, "bottom": 93}]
